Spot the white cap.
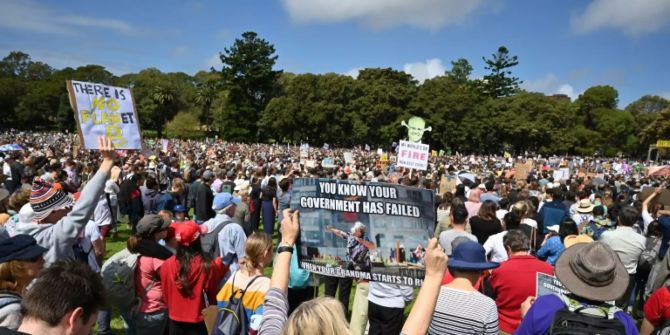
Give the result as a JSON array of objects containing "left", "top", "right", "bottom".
[{"left": 547, "top": 225, "right": 560, "bottom": 233}]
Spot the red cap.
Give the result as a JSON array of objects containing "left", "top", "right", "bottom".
[{"left": 172, "top": 221, "right": 208, "bottom": 246}]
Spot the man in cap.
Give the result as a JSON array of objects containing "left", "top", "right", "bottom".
[
  {"left": 516, "top": 242, "right": 638, "bottom": 334},
  {"left": 201, "top": 192, "right": 246, "bottom": 275},
  {"left": 194, "top": 170, "right": 215, "bottom": 223},
  {"left": 14, "top": 137, "right": 116, "bottom": 266}
]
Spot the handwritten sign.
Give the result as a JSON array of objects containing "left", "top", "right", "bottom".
[
  {"left": 66, "top": 80, "right": 142, "bottom": 149},
  {"left": 397, "top": 140, "right": 429, "bottom": 171}
]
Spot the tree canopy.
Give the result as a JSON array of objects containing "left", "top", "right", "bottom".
[{"left": 0, "top": 36, "right": 668, "bottom": 157}]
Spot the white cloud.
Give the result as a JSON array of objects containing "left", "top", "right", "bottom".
[
  {"left": 659, "top": 91, "right": 670, "bottom": 100},
  {"left": 522, "top": 73, "right": 579, "bottom": 100},
  {"left": 572, "top": 0, "right": 670, "bottom": 36},
  {"left": 0, "top": 0, "right": 136, "bottom": 35},
  {"left": 344, "top": 67, "right": 362, "bottom": 78},
  {"left": 280, "top": 0, "right": 487, "bottom": 30},
  {"left": 403, "top": 58, "right": 446, "bottom": 83}
]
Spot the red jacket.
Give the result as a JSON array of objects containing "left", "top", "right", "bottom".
[
  {"left": 160, "top": 255, "right": 227, "bottom": 323},
  {"left": 489, "top": 255, "right": 553, "bottom": 333}
]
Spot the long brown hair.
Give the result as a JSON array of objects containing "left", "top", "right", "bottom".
[
  {"left": 239, "top": 233, "right": 272, "bottom": 273},
  {"left": 478, "top": 200, "right": 497, "bottom": 221},
  {"left": 176, "top": 239, "right": 212, "bottom": 296}
]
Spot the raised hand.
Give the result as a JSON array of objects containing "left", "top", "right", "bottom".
[
  {"left": 281, "top": 209, "right": 299, "bottom": 245},
  {"left": 97, "top": 136, "right": 117, "bottom": 162},
  {"left": 424, "top": 238, "right": 448, "bottom": 279}
]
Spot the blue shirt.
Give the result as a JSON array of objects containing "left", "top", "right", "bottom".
[
  {"left": 515, "top": 294, "right": 639, "bottom": 335},
  {"left": 536, "top": 235, "right": 564, "bottom": 266},
  {"left": 538, "top": 200, "right": 569, "bottom": 234},
  {"left": 658, "top": 215, "right": 670, "bottom": 259}
]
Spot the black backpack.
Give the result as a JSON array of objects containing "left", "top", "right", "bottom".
[
  {"left": 201, "top": 220, "right": 232, "bottom": 259},
  {"left": 549, "top": 296, "right": 626, "bottom": 335},
  {"left": 213, "top": 272, "right": 261, "bottom": 335}
]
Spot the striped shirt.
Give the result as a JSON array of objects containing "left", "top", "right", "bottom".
[
  {"left": 429, "top": 287, "right": 499, "bottom": 335},
  {"left": 258, "top": 288, "right": 288, "bottom": 335}
]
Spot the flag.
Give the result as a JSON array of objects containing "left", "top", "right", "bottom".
[
  {"left": 431, "top": 150, "right": 437, "bottom": 157},
  {"left": 323, "top": 143, "right": 330, "bottom": 150},
  {"left": 365, "top": 144, "right": 370, "bottom": 151},
  {"left": 438, "top": 149, "right": 445, "bottom": 157}
]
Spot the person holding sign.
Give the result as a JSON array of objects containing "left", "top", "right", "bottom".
[{"left": 14, "top": 136, "right": 117, "bottom": 266}]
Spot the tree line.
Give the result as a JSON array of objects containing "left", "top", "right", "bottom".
[{"left": 1, "top": 31, "right": 669, "bottom": 157}]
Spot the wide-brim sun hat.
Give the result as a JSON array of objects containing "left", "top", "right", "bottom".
[
  {"left": 576, "top": 199, "right": 595, "bottom": 214},
  {"left": 447, "top": 240, "right": 500, "bottom": 271},
  {"left": 555, "top": 241, "right": 628, "bottom": 301}
]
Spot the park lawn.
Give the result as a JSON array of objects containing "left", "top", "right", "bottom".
[{"left": 102, "top": 221, "right": 413, "bottom": 334}]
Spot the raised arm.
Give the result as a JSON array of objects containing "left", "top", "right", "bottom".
[{"left": 401, "top": 238, "right": 448, "bottom": 335}]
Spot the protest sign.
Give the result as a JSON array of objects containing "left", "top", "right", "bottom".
[
  {"left": 300, "top": 143, "right": 309, "bottom": 158},
  {"left": 344, "top": 152, "right": 354, "bottom": 164},
  {"left": 536, "top": 273, "right": 569, "bottom": 297},
  {"left": 321, "top": 157, "right": 336, "bottom": 168},
  {"left": 639, "top": 188, "right": 670, "bottom": 207},
  {"left": 439, "top": 175, "right": 458, "bottom": 195},
  {"left": 514, "top": 163, "right": 529, "bottom": 180},
  {"left": 292, "top": 178, "right": 435, "bottom": 287},
  {"left": 397, "top": 140, "right": 429, "bottom": 171},
  {"left": 66, "top": 80, "right": 142, "bottom": 149}
]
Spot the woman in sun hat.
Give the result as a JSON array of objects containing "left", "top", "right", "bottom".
[
  {"left": 160, "top": 220, "right": 227, "bottom": 335},
  {"left": 0, "top": 234, "right": 47, "bottom": 330},
  {"left": 572, "top": 198, "right": 595, "bottom": 229},
  {"left": 516, "top": 241, "right": 638, "bottom": 334},
  {"left": 429, "top": 240, "right": 500, "bottom": 334}
]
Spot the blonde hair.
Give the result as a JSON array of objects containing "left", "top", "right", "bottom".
[
  {"left": 281, "top": 297, "right": 352, "bottom": 335},
  {"left": 171, "top": 178, "right": 185, "bottom": 194},
  {"left": 240, "top": 232, "right": 273, "bottom": 271},
  {"left": 0, "top": 260, "right": 31, "bottom": 292}
]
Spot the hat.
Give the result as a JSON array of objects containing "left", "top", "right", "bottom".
[
  {"left": 212, "top": 193, "right": 241, "bottom": 211},
  {"left": 447, "top": 240, "right": 500, "bottom": 270},
  {"left": 576, "top": 199, "right": 595, "bottom": 214},
  {"left": 547, "top": 225, "right": 560, "bottom": 233},
  {"left": 0, "top": 234, "right": 47, "bottom": 263},
  {"left": 136, "top": 214, "right": 171, "bottom": 236},
  {"left": 173, "top": 204, "right": 187, "bottom": 213},
  {"left": 555, "top": 241, "right": 628, "bottom": 301},
  {"left": 173, "top": 221, "right": 207, "bottom": 246},
  {"left": 30, "top": 177, "right": 74, "bottom": 222},
  {"left": 477, "top": 183, "right": 487, "bottom": 190},
  {"left": 564, "top": 234, "right": 594, "bottom": 249}
]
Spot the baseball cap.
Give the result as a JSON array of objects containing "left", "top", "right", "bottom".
[
  {"left": 0, "top": 235, "right": 47, "bottom": 263},
  {"left": 212, "top": 193, "right": 241, "bottom": 211},
  {"left": 173, "top": 221, "right": 208, "bottom": 246},
  {"left": 136, "top": 214, "right": 171, "bottom": 236}
]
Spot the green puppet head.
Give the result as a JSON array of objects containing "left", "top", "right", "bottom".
[{"left": 401, "top": 116, "right": 432, "bottom": 143}]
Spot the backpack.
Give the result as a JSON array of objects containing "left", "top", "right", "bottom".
[
  {"left": 639, "top": 237, "right": 662, "bottom": 274},
  {"left": 100, "top": 248, "right": 156, "bottom": 310},
  {"left": 212, "top": 272, "right": 261, "bottom": 335},
  {"left": 586, "top": 221, "right": 610, "bottom": 241},
  {"left": 549, "top": 295, "right": 626, "bottom": 335},
  {"left": 201, "top": 220, "right": 231, "bottom": 259}
]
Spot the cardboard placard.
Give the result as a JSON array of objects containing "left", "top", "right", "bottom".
[
  {"left": 66, "top": 80, "right": 142, "bottom": 149},
  {"left": 397, "top": 140, "right": 429, "bottom": 171}
]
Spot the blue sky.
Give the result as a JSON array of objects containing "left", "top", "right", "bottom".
[{"left": 1, "top": 0, "right": 669, "bottom": 107}]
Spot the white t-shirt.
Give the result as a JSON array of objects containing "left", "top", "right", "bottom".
[{"left": 83, "top": 220, "right": 101, "bottom": 273}]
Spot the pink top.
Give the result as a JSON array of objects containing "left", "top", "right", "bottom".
[{"left": 135, "top": 256, "right": 166, "bottom": 313}]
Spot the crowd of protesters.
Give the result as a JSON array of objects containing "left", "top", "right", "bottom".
[{"left": 1, "top": 130, "right": 670, "bottom": 334}]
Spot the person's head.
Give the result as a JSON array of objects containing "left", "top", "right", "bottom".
[
  {"left": 240, "top": 232, "right": 273, "bottom": 272},
  {"left": 467, "top": 188, "right": 481, "bottom": 203},
  {"left": 647, "top": 220, "right": 663, "bottom": 238},
  {"left": 30, "top": 177, "right": 75, "bottom": 224},
  {"left": 450, "top": 204, "right": 468, "bottom": 225},
  {"left": 158, "top": 209, "right": 173, "bottom": 223},
  {"left": 559, "top": 218, "right": 579, "bottom": 242},
  {"left": 498, "top": 197, "right": 509, "bottom": 211},
  {"left": 555, "top": 242, "right": 628, "bottom": 302},
  {"left": 576, "top": 199, "right": 594, "bottom": 215},
  {"left": 8, "top": 187, "right": 31, "bottom": 212},
  {"left": 592, "top": 205, "right": 605, "bottom": 218},
  {"left": 0, "top": 235, "right": 47, "bottom": 294},
  {"left": 20, "top": 261, "right": 106, "bottom": 335},
  {"left": 281, "top": 297, "right": 352, "bottom": 335},
  {"left": 171, "top": 177, "right": 185, "bottom": 195},
  {"left": 351, "top": 221, "right": 366, "bottom": 238},
  {"left": 172, "top": 204, "right": 187, "bottom": 221},
  {"left": 212, "top": 192, "right": 241, "bottom": 217},
  {"left": 201, "top": 170, "right": 214, "bottom": 185},
  {"left": 484, "top": 180, "right": 495, "bottom": 193},
  {"left": 128, "top": 214, "right": 171, "bottom": 252},
  {"left": 447, "top": 240, "right": 499, "bottom": 284},
  {"left": 267, "top": 177, "right": 277, "bottom": 190},
  {"left": 616, "top": 206, "right": 638, "bottom": 227},
  {"left": 173, "top": 221, "right": 210, "bottom": 296},
  {"left": 403, "top": 116, "right": 429, "bottom": 143},
  {"left": 477, "top": 200, "right": 497, "bottom": 221},
  {"left": 503, "top": 229, "right": 531, "bottom": 255},
  {"left": 278, "top": 178, "right": 290, "bottom": 193},
  {"left": 144, "top": 175, "right": 158, "bottom": 191}
]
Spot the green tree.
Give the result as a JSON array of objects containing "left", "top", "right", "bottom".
[
  {"left": 482, "top": 46, "right": 522, "bottom": 98},
  {"left": 150, "top": 85, "right": 179, "bottom": 137},
  {"left": 447, "top": 58, "right": 473, "bottom": 84},
  {"left": 0, "top": 51, "right": 32, "bottom": 78},
  {"left": 165, "top": 111, "right": 205, "bottom": 138},
  {"left": 56, "top": 93, "right": 75, "bottom": 132},
  {"left": 217, "top": 31, "right": 282, "bottom": 141},
  {"left": 626, "top": 95, "right": 670, "bottom": 114},
  {"left": 575, "top": 85, "right": 619, "bottom": 129}
]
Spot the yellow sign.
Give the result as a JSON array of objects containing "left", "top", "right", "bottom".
[{"left": 657, "top": 140, "right": 670, "bottom": 148}]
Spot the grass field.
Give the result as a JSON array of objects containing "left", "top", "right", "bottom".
[{"left": 102, "top": 219, "right": 414, "bottom": 334}]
